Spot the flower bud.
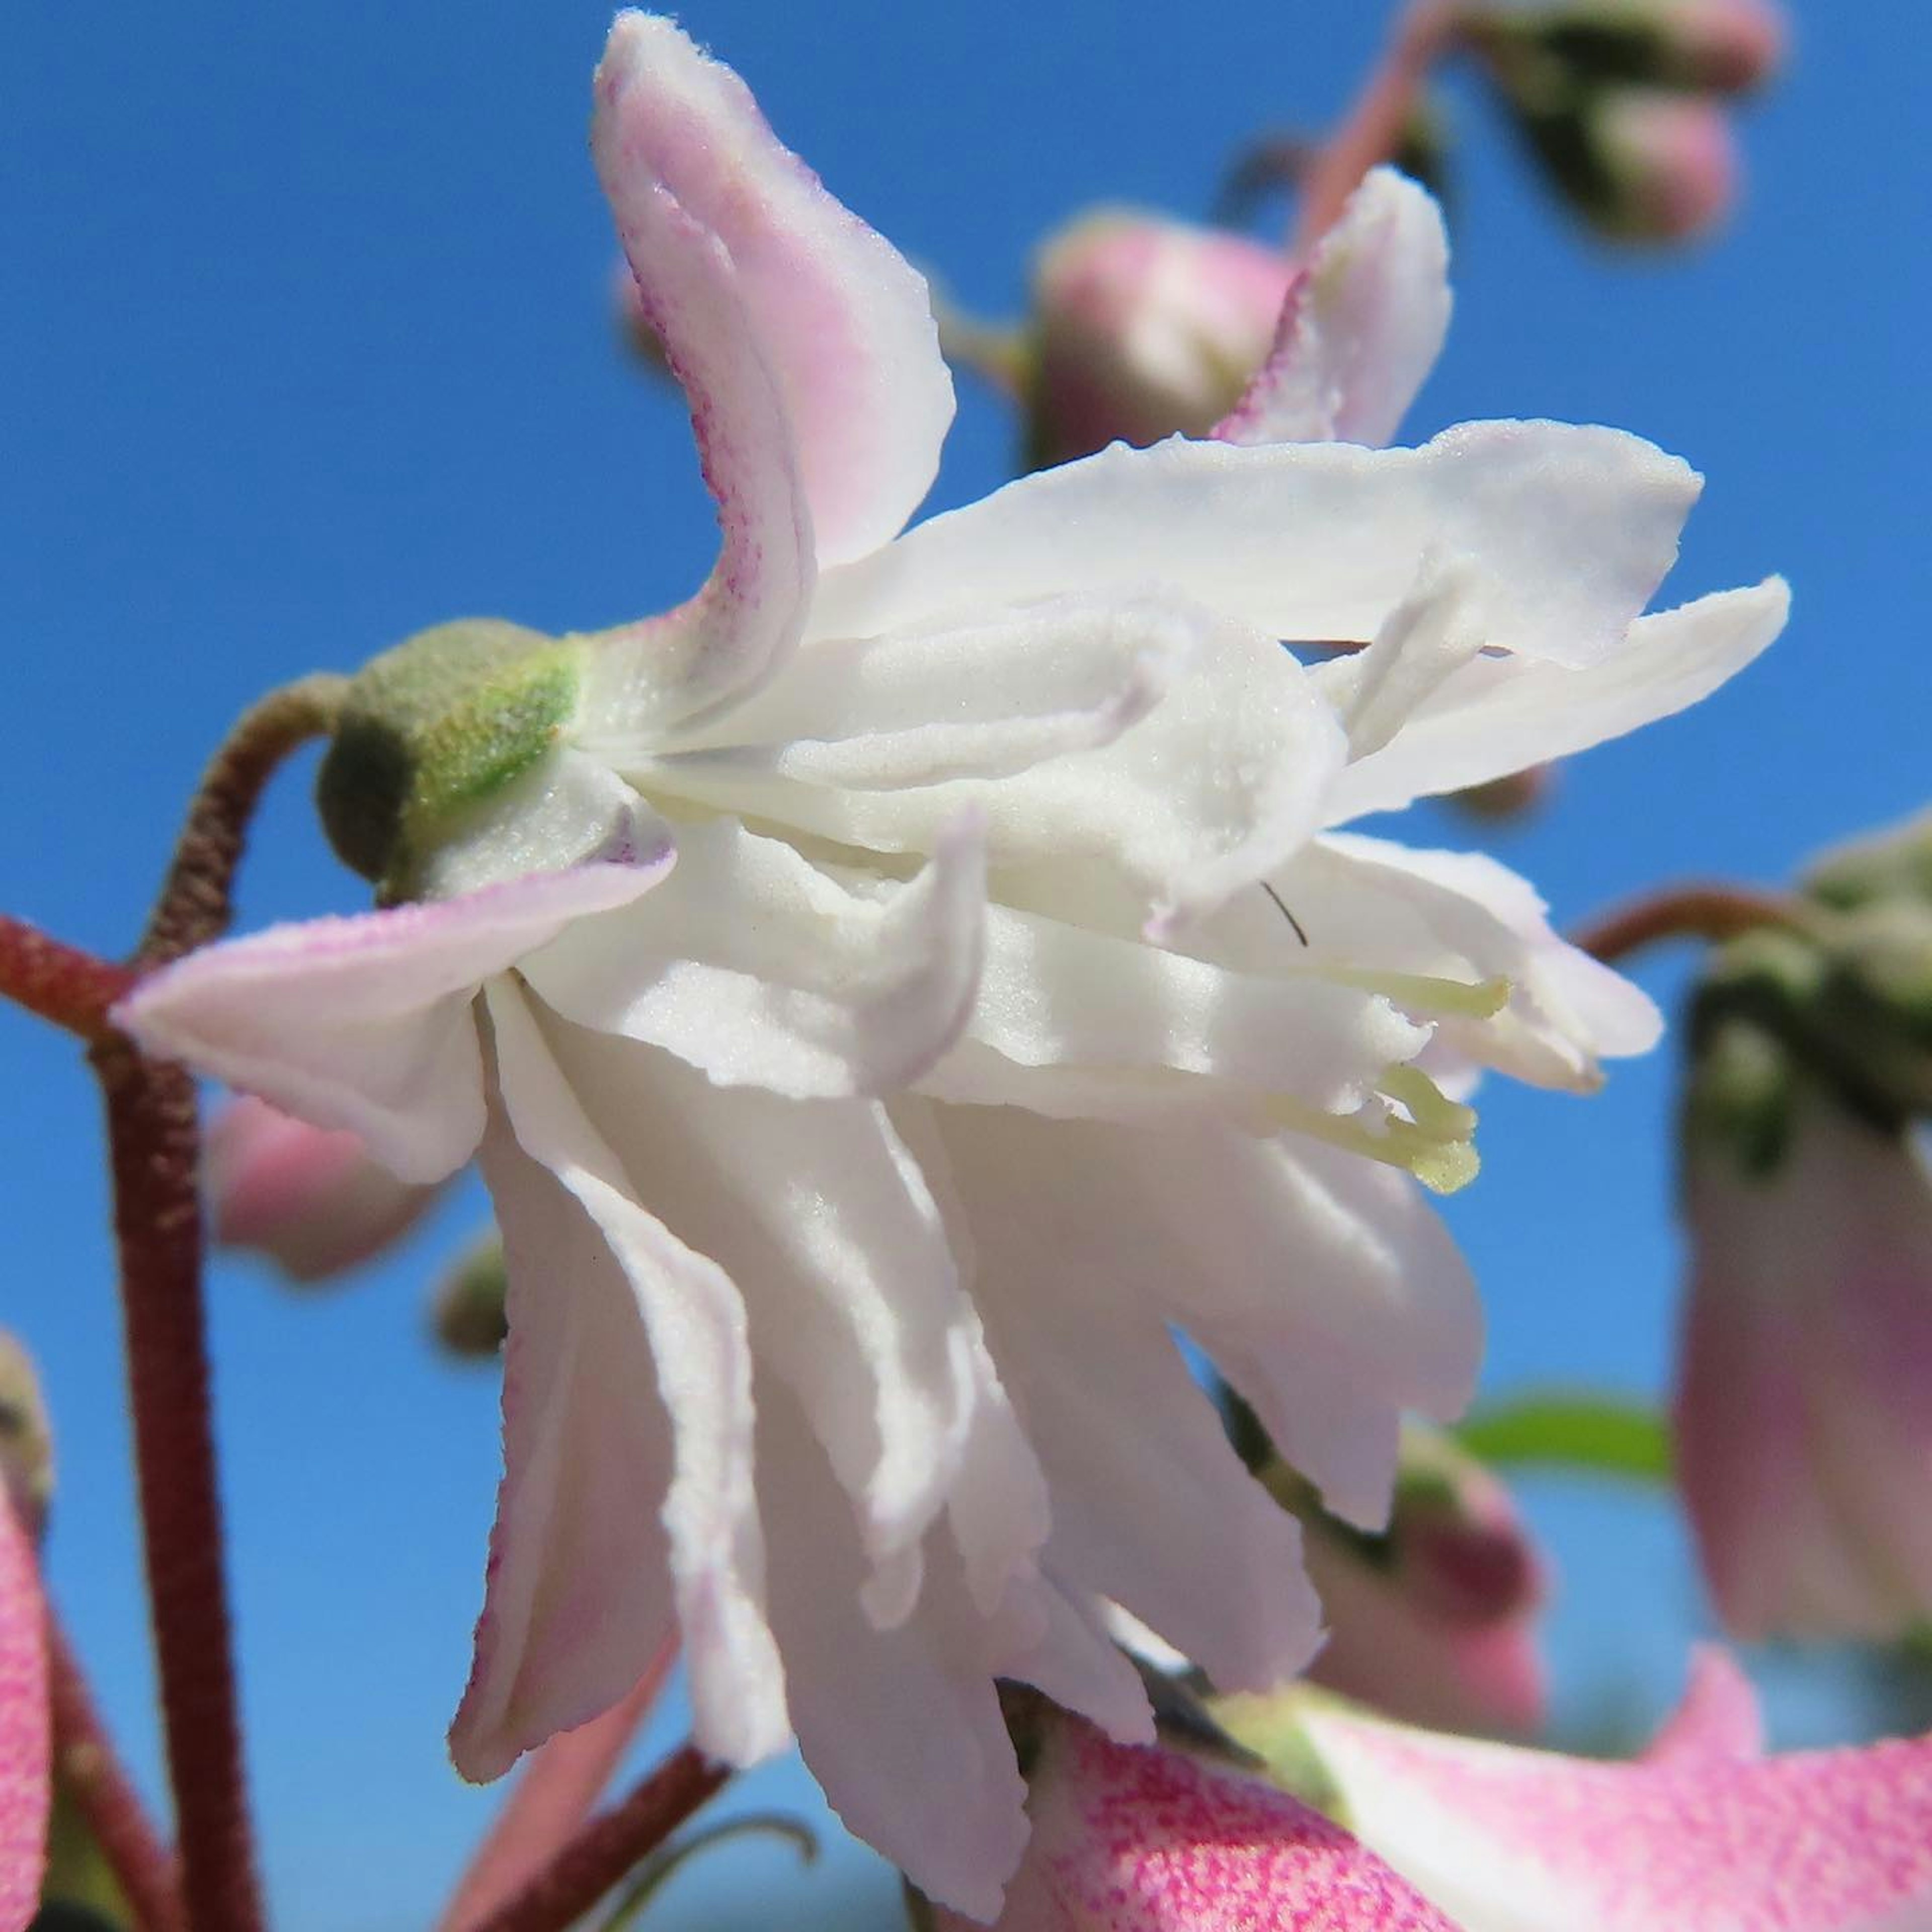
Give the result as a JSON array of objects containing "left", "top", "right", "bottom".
[
  {"left": 1586, "top": 88, "right": 1737, "bottom": 240},
  {"left": 0, "top": 1335, "right": 51, "bottom": 1545},
  {"left": 206, "top": 1094, "right": 441, "bottom": 1284},
  {"left": 1467, "top": 1, "right": 1786, "bottom": 96},
  {"left": 431, "top": 1229, "right": 509, "bottom": 1360},
  {"left": 1025, "top": 212, "right": 1295, "bottom": 465}
]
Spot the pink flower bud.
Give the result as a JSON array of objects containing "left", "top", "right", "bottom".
[
  {"left": 1590, "top": 88, "right": 1738, "bottom": 242},
  {"left": 206, "top": 1093, "right": 441, "bottom": 1284},
  {"left": 1027, "top": 212, "right": 1295, "bottom": 464},
  {"left": 1664, "top": 0, "right": 1787, "bottom": 93},
  {"left": 1299, "top": 1428, "right": 1550, "bottom": 1738}
]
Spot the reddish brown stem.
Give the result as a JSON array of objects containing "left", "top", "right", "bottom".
[
  {"left": 138, "top": 673, "right": 347, "bottom": 970},
  {"left": 440, "top": 1642, "right": 679, "bottom": 1932},
  {"left": 46, "top": 1617, "right": 188, "bottom": 1932},
  {"left": 0, "top": 917, "right": 133, "bottom": 1040},
  {"left": 91, "top": 1035, "right": 264, "bottom": 1932},
  {"left": 1570, "top": 882, "right": 1809, "bottom": 964},
  {"left": 1294, "top": 0, "right": 1463, "bottom": 250},
  {"left": 465, "top": 1744, "right": 729, "bottom": 1932}
]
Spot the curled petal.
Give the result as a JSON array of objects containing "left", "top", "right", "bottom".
[
  {"left": 0, "top": 1487, "right": 46, "bottom": 1932},
  {"left": 1217, "top": 166, "right": 1452, "bottom": 449},
  {"left": 594, "top": 13, "right": 951, "bottom": 568},
  {"left": 1328, "top": 580, "right": 1790, "bottom": 821},
  {"left": 809, "top": 421, "right": 1699, "bottom": 671},
  {"left": 520, "top": 815, "right": 986, "bottom": 1100},
  {"left": 115, "top": 853, "right": 673, "bottom": 1184}
]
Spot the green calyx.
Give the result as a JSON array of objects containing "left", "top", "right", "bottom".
[{"left": 316, "top": 619, "right": 583, "bottom": 900}]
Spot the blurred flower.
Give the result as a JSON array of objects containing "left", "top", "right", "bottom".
[
  {"left": 1274, "top": 1424, "right": 1549, "bottom": 1738},
  {"left": 206, "top": 1092, "right": 442, "bottom": 1284},
  {"left": 1024, "top": 213, "right": 1296, "bottom": 465},
  {"left": 1584, "top": 87, "right": 1736, "bottom": 241},
  {"left": 0, "top": 1338, "right": 51, "bottom": 1545},
  {"left": 121, "top": 10, "right": 1782, "bottom": 1916},
  {"left": 0, "top": 1473, "right": 47, "bottom": 1932},
  {"left": 431, "top": 1228, "right": 509, "bottom": 1360},
  {"left": 1676, "top": 812, "right": 1932, "bottom": 1642},
  {"left": 1466, "top": 0, "right": 1785, "bottom": 96}
]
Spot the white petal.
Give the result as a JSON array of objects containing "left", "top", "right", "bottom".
[
  {"left": 114, "top": 856, "right": 672, "bottom": 1183},
  {"left": 621, "top": 593, "right": 1347, "bottom": 933},
  {"left": 483, "top": 982, "right": 787, "bottom": 1768},
  {"left": 931, "top": 1104, "right": 1325, "bottom": 1693},
  {"left": 1330, "top": 579, "right": 1789, "bottom": 821},
  {"left": 520, "top": 815, "right": 985, "bottom": 1100},
  {"left": 448, "top": 1106, "right": 680, "bottom": 1780},
  {"left": 808, "top": 421, "right": 1699, "bottom": 670},
  {"left": 1218, "top": 167, "right": 1452, "bottom": 448},
  {"left": 921, "top": 899, "right": 1429, "bottom": 1128},
  {"left": 1285, "top": 834, "right": 1661, "bottom": 1089},
  {"left": 593, "top": 13, "right": 952, "bottom": 567},
  {"left": 757, "top": 1384, "right": 1029, "bottom": 1922},
  {"left": 534, "top": 1022, "right": 1046, "bottom": 1628}
]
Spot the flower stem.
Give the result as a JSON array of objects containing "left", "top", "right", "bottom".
[
  {"left": 440, "top": 1642, "right": 679, "bottom": 1932},
  {"left": 47, "top": 1615, "right": 188, "bottom": 1932},
  {"left": 0, "top": 917, "right": 133, "bottom": 1040},
  {"left": 1570, "top": 882, "right": 1812, "bottom": 964},
  {"left": 91, "top": 1034, "right": 264, "bottom": 1932},
  {"left": 464, "top": 1744, "right": 729, "bottom": 1932},
  {"left": 1294, "top": 0, "right": 1462, "bottom": 250},
  {"left": 139, "top": 672, "right": 349, "bottom": 969}
]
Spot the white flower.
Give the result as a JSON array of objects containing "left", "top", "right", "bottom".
[{"left": 118, "top": 14, "right": 1786, "bottom": 1916}]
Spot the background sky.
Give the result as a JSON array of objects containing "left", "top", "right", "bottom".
[{"left": 2, "top": 4, "right": 1928, "bottom": 1926}]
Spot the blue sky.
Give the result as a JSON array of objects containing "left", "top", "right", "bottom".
[{"left": 3, "top": 4, "right": 1928, "bottom": 1926}]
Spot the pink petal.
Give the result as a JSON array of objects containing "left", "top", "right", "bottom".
[
  {"left": 596, "top": 15, "right": 949, "bottom": 565},
  {"left": 115, "top": 852, "right": 671, "bottom": 1185},
  {"left": 947, "top": 1720, "right": 1461, "bottom": 1931},
  {"left": 1640, "top": 1649, "right": 1764, "bottom": 1769},
  {"left": 206, "top": 1094, "right": 443, "bottom": 1282},
  {"left": 1217, "top": 168, "right": 1452, "bottom": 450},
  {"left": 0, "top": 1489, "right": 47, "bottom": 1932}
]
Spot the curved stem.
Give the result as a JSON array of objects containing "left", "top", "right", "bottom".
[
  {"left": 465, "top": 1744, "right": 729, "bottom": 1932},
  {"left": 46, "top": 1617, "right": 187, "bottom": 1932},
  {"left": 1293, "top": 0, "right": 1463, "bottom": 250},
  {"left": 1570, "top": 882, "right": 1811, "bottom": 964},
  {"left": 138, "top": 673, "right": 348, "bottom": 970},
  {"left": 0, "top": 918, "right": 133, "bottom": 1040},
  {"left": 91, "top": 1035, "right": 264, "bottom": 1932}
]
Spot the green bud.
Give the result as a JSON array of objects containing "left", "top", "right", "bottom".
[
  {"left": 315, "top": 620, "right": 584, "bottom": 902},
  {"left": 1684, "top": 1010, "right": 1797, "bottom": 1179},
  {"left": 1804, "top": 807, "right": 1932, "bottom": 915},
  {"left": 431, "top": 1229, "right": 509, "bottom": 1360}
]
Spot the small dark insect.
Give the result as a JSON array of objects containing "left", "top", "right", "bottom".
[{"left": 1259, "top": 879, "right": 1310, "bottom": 947}]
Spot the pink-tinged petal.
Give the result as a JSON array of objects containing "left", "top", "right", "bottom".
[
  {"left": 468, "top": 982, "right": 787, "bottom": 1774},
  {"left": 1300, "top": 1664, "right": 1932, "bottom": 1932},
  {"left": 1217, "top": 168, "right": 1451, "bottom": 450},
  {"left": 594, "top": 14, "right": 950, "bottom": 569},
  {"left": 944, "top": 1719, "right": 1461, "bottom": 1932},
  {"left": 206, "top": 1094, "right": 442, "bottom": 1282},
  {"left": 520, "top": 814, "right": 985, "bottom": 1100},
  {"left": 1639, "top": 1648, "right": 1763, "bottom": 1769},
  {"left": 808, "top": 421, "right": 1699, "bottom": 672},
  {"left": 1676, "top": 1094, "right": 1932, "bottom": 1642},
  {"left": 1328, "top": 581, "right": 1788, "bottom": 822},
  {"left": 930, "top": 1105, "right": 1325, "bottom": 1695},
  {"left": 0, "top": 1488, "right": 47, "bottom": 1932},
  {"left": 116, "top": 854, "right": 672, "bottom": 1185}
]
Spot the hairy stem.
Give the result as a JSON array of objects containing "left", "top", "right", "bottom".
[
  {"left": 0, "top": 918, "right": 132, "bottom": 1040},
  {"left": 139, "top": 672, "right": 348, "bottom": 969},
  {"left": 1571, "top": 882, "right": 1813, "bottom": 964},
  {"left": 465, "top": 1745, "right": 729, "bottom": 1932},
  {"left": 47, "top": 1617, "right": 187, "bottom": 1932},
  {"left": 92, "top": 1036, "right": 264, "bottom": 1932},
  {"left": 1294, "top": 0, "right": 1462, "bottom": 249}
]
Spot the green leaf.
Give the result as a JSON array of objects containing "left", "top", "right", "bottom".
[{"left": 1455, "top": 1392, "right": 1673, "bottom": 1483}]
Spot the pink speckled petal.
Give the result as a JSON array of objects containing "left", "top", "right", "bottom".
[
  {"left": 1301, "top": 1666, "right": 1932, "bottom": 1931},
  {"left": 940, "top": 1720, "right": 1461, "bottom": 1931},
  {"left": 114, "top": 850, "right": 673, "bottom": 1186},
  {"left": 0, "top": 1487, "right": 47, "bottom": 1932},
  {"left": 1640, "top": 1649, "right": 1763, "bottom": 1768},
  {"left": 1217, "top": 168, "right": 1451, "bottom": 450},
  {"left": 206, "top": 1094, "right": 444, "bottom": 1283},
  {"left": 595, "top": 15, "right": 950, "bottom": 570}
]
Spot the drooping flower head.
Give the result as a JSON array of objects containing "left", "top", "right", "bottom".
[{"left": 120, "top": 13, "right": 1783, "bottom": 1915}]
